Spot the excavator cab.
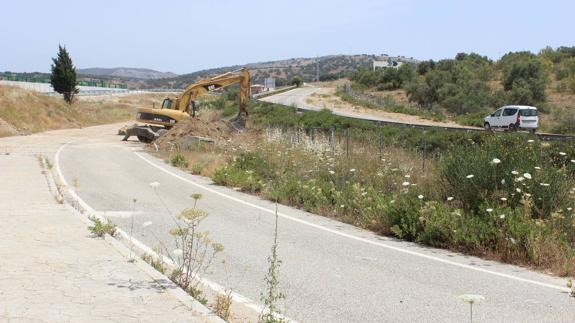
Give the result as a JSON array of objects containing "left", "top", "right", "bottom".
[{"left": 161, "top": 98, "right": 174, "bottom": 109}]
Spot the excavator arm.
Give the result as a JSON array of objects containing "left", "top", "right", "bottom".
[{"left": 177, "top": 68, "right": 251, "bottom": 116}]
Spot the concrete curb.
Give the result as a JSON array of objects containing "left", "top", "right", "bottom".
[{"left": 39, "top": 155, "right": 226, "bottom": 323}]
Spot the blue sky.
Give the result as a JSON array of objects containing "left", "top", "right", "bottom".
[{"left": 1, "top": 0, "right": 573, "bottom": 74}]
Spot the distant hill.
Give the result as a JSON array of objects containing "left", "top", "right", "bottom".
[
  {"left": 77, "top": 67, "right": 178, "bottom": 80},
  {"left": 138, "top": 54, "right": 419, "bottom": 89}
]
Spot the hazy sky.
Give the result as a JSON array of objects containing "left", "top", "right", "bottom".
[{"left": 1, "top": 0, "right": 573, "bottom": 74}]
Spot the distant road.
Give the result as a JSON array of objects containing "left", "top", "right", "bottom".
[
  {"left": 2, "top": 123, "right": 571, "bottom": 322},
  {"left": 260, "top": 87, "right": 573, "bottom": 141}
]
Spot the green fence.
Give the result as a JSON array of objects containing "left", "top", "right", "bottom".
[{"left": 0, "top": 74, "right": 128, "bottom": 89}]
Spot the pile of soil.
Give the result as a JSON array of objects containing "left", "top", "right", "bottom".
[{"left": 154, "top": 117, "right": 233, "bottom": 149}]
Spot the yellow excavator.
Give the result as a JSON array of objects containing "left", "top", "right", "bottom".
[{"left": 122, "top": 68, "right": 251, "bottom": 142}]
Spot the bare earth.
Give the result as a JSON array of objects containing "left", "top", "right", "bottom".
[{"left": 305, "top": 87, "right": 478, "bottom": 129}]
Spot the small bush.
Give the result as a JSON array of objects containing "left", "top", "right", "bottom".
[
  {"left": 142, "top": 254, "right": 167, "bottom": 274},
  {"left": 170, "top": 153, "right": 189, "bottom": 168},
  {"left": 88, "top": 218, "right": 116, "bottom": 237}
]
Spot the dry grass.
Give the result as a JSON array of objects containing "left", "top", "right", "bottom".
[{"left": 0, "top": 85, "right": 167, "bottom": 136}]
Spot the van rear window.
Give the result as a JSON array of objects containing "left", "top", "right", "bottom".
[{"left": 519, "top": 109, "right": 537, "bottom": 116}]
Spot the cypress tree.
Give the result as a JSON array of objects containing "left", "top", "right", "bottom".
[{"left": 50, "top": 45, "right": 78, "bottom": 104}]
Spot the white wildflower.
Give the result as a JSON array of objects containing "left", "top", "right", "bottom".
[
  {"left": 527, "top": 139, "right": 534, "bottom": 143},
  {"left": 567, "top": 207, "right": 573, "bottom": 211},
  {"left": 511, "top": 171, "right": 519, "bottom": 175},
  {"left": 515, "top": 177, "right": 525, "bottom": 182},
  {"left": 491, "top": 158, "right": 501, "bottom": 164},
  {"left": 405, "top": 174, "right": 411, "bottom": 178},
  {"left": 534, "top": 166, "right": 541, "bottom": 170},
  {"left": 523, "top": 173, "right": 532, "bottom": 180},
  {"left": 486, "top": 208, "right": 493, "bottom": 213},
  {"left": 509, "top": 237, "right": 517, "bottom": 244},
  {"left": 466, "top": 174, "right": 474, "bottom": 179},
  {"left": 418, "top": 195, "right": 424, "bottom": 200},
  {"left": 571, "top": 160, "right": 575, "bottom": 163},
  {"left": 447, "top": 196, "right": 454, "bottom": 201},
  {"left": 540, "top": 183, "right": 550, "bottom": 187},
  {"left": 501, "top": 179, "right": 506, "bottom": 185},
  {"left": 500, "top": 197, "right": 507, "bottom": 201},
  {"left": 559, "top": 152, "right": 567, "bottom": 156},
  {"left": 361, "top": 192, "right": 368, "bottom": 196},
  {"left": 525, "top": 193, "right": 532, "bottom": 197},
  {"left": 329, "top": 170, "right": 335, "bottom": 174},
  {"left": 516, "top": 188, "right": 522, "bottom": 193},
  {"left": 349, "top": 168, "right": 356, "bottom": 173},
  {"left": 402, "top": 182, "right": 410, "bottom": 186},
  {"left": 340, "top": 204, "right": 345, "bottom": 208},
  {"left": 458, "top": 294, "right": 485, "bottom": 304},
  {"left": 499, "top": 214, "right": 506, "bottom": 219}
]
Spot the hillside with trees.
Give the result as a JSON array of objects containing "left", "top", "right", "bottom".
[{"left": 348, "top": 46, "right": 575, "bottom": 133}]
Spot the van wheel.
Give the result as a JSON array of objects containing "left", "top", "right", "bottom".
[{"left": 484, "top": 123, "right": 491, "bottom": 131}]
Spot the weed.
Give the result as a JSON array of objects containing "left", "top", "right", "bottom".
[
  {"left": 88, "top": 218, "right": 116, "bottom": 237},
  {"left": 260, "top": 205, "right": 286, "bottom": 323},
  {"left": 214, "top": 289, "right": 233, "bottom": 320},
  {"left": 142, "top": 254, "right": 167, "bottom": 274},
  {"left": 171, "top": 153, "right": 189, "bottom": 168}
]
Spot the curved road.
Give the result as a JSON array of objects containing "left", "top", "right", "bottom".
[{"left": 2, "top": 123, "right": 573, "bottom": 322}]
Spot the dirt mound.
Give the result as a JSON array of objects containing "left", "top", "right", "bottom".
[{"left": 154, "top": 117, "right": 233, "bottom": 149}]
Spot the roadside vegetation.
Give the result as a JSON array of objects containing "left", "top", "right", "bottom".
[
  {"left": 0, "top": 85, "right": 165, "bottom": 136},
  {"left": 156, "top": 101, "right": 575, "bottom": 276},
  {"left": 347, "top": 46, "right": 575, "bottom": 133}
]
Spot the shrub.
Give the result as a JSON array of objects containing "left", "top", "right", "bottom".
[
  {"left": 170, "top": 153, "right": 189, "bottom": 168},
  {"left": 88, "top": 218, "right": 116, "bottom": 237},
  {"left": 440, "top": 135, "right": 574, "bottom": 218}
]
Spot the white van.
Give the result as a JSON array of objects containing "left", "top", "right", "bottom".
[{"left": 484, "top": 105, "right": 538, "bottom": 132}]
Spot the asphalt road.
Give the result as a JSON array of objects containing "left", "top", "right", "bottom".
[{"left": 2, "top": 123, "right": 574, "bottom": 322}]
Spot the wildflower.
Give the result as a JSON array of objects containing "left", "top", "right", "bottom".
[
  {"left": 499, "top": 214, "right": 506, "bottom": 219},
  {"left": 391, "top": 168, "right": 399, "bottom": 172},
  {"left": 525, "top": 193, "right": 532, "bottom": 197},
  {"left": 534, "top": 166, "right": 541, "bottom": 170},
  {"left": 402, "top": 182, "right": 410, "bottom": 186},
  {"left": 516, "top": 188, "right": 522, "bottom": 193},
  {"left": 466, "top": 174, "right": 474, "bottom": 179},
  {"left": 173, "top": 249, "right": 183, "bottom": 256},
  {"left": 329, "top": 170, "right": 335, "bottom": 175},
  {"left": 500, "top": 197, "right": 507, "bottom": 201},
  {"left": 418, "top": 195, "right": 424, "bottom": 199},
  {"left": 486, "top": 208, "right": 493, "bottom": 213},
  {"left": 377, "top": 172, "right": 384, "bottom": 177},
  {"left": 559, "top": 152, "right": 567, "bottom": 156},
  {"left": 340, "top": 204, "right": 345, "bottom": 208},
  {"left": 571, "top": 160, "right": 575, "bottom": 163},
  {"left": 142, "top": 221, "right": 152, "bottom": 228},
  {"left": 522, "top": 173, "right": 531, "bottom": 180},
  {"left": 511, "top": 171, "right": 519, "bottom": 175},
  {"left": 361, "top": 192, "right": 368, "bottom": 196},
  {"left": 515, "top": 177, "right": 524, "bottom": 182},
  {"left": 567, "top": 207, "right": 573, "bottom": 211},
  {"left": 447, "top": 196, "right": 454, "bottom": 201},
  {"left": 501, "top": 179, "right": 506, "bottom": 185},
  {"left": 149, "top": 181, "right": 160, "bottom": 189},
  {"left": 350, "top": 168, "right": 356, "bottom": 173},
  {"left": 404, "top": 174, "right": 411, "bottom": 178},
  {"left": 540, "top": 183, "right": 550, "bottom": 187},
  {"left": 509, "top": 237, "right": 517, "bottom": 244},
  {"left": 390, "top": 200, "right": 395, "bottom": 204},
  {"left": 527, "top": 139, "right": 534, "bottom": 143},
  {"left": 491, "top": 158, "right": 501, "bottom": 164},
  {"left": 458, "top": 294, "right": 485, "bottom": 304}
]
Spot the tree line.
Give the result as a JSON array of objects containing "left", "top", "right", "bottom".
[{"left": 350, "top": 46, "right": 575, "bottom": 115}]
